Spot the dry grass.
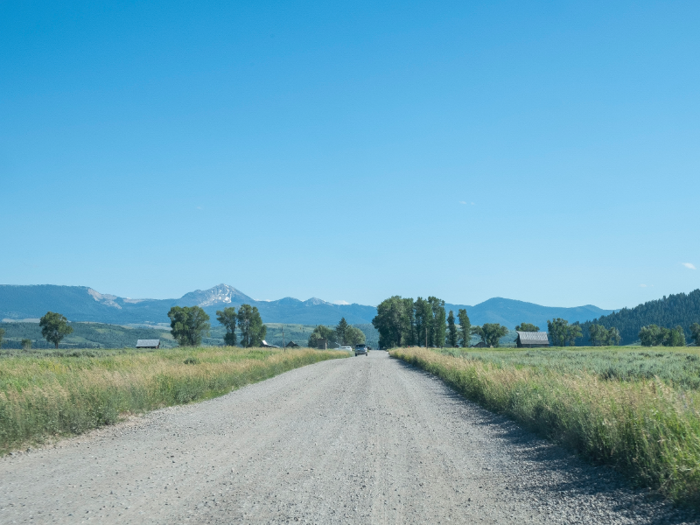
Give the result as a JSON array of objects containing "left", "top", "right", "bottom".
[
  {"left": 0, "top": 347, "right": 347, "bottom": 454},
  {"left": 391, "top": 347, "right": 700, "bottom": 506}
]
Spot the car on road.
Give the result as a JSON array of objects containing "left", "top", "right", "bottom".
[{"left": 354, "top": 344, "right": 369, "bottom": 356}]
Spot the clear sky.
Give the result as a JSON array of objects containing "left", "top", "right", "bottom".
[{"left": 1, "top": 1, "right": 698, "bottom": 309}]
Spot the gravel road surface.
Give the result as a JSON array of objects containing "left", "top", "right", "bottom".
[{"left": 1, "top": 351, "right": 697, "bottom": 524}]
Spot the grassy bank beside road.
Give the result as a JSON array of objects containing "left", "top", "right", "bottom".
[
  {"left": 0, "top": 347, "right": 347, "bottom": 454},
  {"left": 391, "top": 347, "right": 700, "bottom": 507}
]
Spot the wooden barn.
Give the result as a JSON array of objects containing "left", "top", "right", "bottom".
[
  {"left": 136, "top": 339, "right": 160, "bottom": 349},
  {"left": 285, "top": 341, "right": 300, "bottom": 348},
  {"left": 515, "top": 331, "right": 550, "bottom": 348}
]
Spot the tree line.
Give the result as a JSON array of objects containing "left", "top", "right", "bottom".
[
  {"left": 6, "top": 305, "right": 270, "bottom": 349},
  {"left": 307, "top": 317, "right": 366, "bottom": 349},
  {"left": 370, "top": 296, "right": 700, "bottom": 349},
  {"left": 169, "top": 304, "right": 267, "bottom": 347},
  {"left": 372, "top": 295, "right": 505, "bottom": 348},
  {"left": 577, "top": 289, "right": 700, "bottom": 345}
]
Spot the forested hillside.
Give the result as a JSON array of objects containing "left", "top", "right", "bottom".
[
  {"left": 578, "top": 289, "right": 700, "bottom": 345},
  {"left": 0, "top": 322, "right": 176, "bottom": 350}
]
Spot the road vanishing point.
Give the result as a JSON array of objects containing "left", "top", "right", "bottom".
[{"left": 1, "top": 352, "right": 696, "bottom": 524}]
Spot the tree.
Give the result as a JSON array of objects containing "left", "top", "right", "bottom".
[
  {"left": 40, "top": 311, "right": 73, "bottom": 349},
  {"left": 471, "top": 323, "right": 508, "bottom": 347},
  {"left": 371, "top": 295, "right": 446, "bottom": 348},
  {"left": 21, "top": 339, "right": 32, "bottom": 350},
  {"left": 639, "top": 324, "right": 664, "bottom": 346},
  {"left": 344, "top": 326, "right": 366, "bottom": 347},
  {"left": 588, "top": 324, "right": 608, "bottom": 346},
  {"left": 0, "top": 327, "right": 4, "bottom": 348},
  {"left": 446, "top": 311, "right": 458, "bottom": 347},
  {"left": 372, "top": 296, "right": 413, "bottom": 348},
  {"left": 668, "top": 326, "right": 686, "bottom": 347},
  {"left": 639, "top": 324, "right": 686, "bottom": 347},
  {"left": 414, "top": 297, "right": 433, "bottom": 347},
  {"left": 237, "top": 304, "right": 266, "bottom": 347},
  {"left": 402, "top": 298, "right": 416, "bottom": 346},
  {"left": 308, "top": 325, "right": 336, "bottom": 349},
  {"left": 216, "top": 307, "right": 237, "bottom": 346},
  {"left": 578, "top": 289, "right": 700, "bottom": 345},
  {"left": 429, "top": 297, "right": 446, "bottom": 348},
  {"left": 515, "top": 323, "right": 539, "bottom": 332},
  {"left": 457, "top": 309, "right": 471, "bottom": 348},
  {"left": 335, "top": 317, "right": 350, "bottom": 345},
  {"left": 691, "top": 323, "right": 700, "bottom": 346},
  {"left": 547, "top": 318, "right": 582, "bottom": 347},
  {"left": 168, "top": 306, "right": 211, "bottom": 347},
  {"left": 607, "top": 327, "right": 622, "bottom": 346}
]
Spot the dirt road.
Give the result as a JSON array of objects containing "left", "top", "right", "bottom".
[{"left": 1, "top": 352, "right": 696, "bottom": 524}]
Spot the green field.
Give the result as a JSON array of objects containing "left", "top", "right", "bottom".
[
  {"left": 391, "top": 346, "right": 700, "bottom": 507},
  {"left": 0, "top": 346, "right": 347, "bottom": 454},
  {"left": 440, "top": 346, "right": 700, "bottom": 389},
  {"left": 0, "top": 321, "right": 176, "bottom": 351},
  {"left": 1, "top": 321, "right": 380, "bottom": 351}
]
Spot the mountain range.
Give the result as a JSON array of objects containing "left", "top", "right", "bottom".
[{"left": 0, "top": 284, "right": 612, "bottom": 329}]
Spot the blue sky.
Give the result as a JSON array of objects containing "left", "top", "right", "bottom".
[{"left": 1, "top": 1, "right": 698, "bottom": 309}]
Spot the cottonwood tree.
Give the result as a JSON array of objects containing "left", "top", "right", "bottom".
[
  {"left": 668, "top": 326, "right": 686, "bottom": 347},
  {"left": 21, "top": 339, "right": 32, "bottom": 350},
  {"left": 588, "top": 324, "right": 609, "bottom": 346},
  {"left": 344, "top": 326, "right": 366, "bottom": 347},
  {"left": 216, "top": 307, "right": 237, "bottom": 346},
  {"left": 547, "top": 318, "right": 582, "bottom": 347},
  {"left": 429, "top": 297, "right": 446, "bottom": 348},
  {"left": 372, "top": 296, "right": 414, "bottom": 348},
  {"left": 457, "top": 309, "right": 471, "bottom": 348},
  {"left": 237, "top": 304, "right": 266, "bottom": 347},
  {"left": 446, "top": 311, "right": 458, "bottom": 347},
  {"left": 691, "top": 323, "right": 700, "bottom": 346},
  {"left": 607, "top": 327, "right": 622, "bottom": 346},
  {"left": 168, "top": 306, "right": 211, "bottom": 346},
  {"left": 471, "top": 323, "right": 508, "bottom": 347},
  {"left": 413, "top": 297, "right": 433, "bottom": 347},
  {"left": 515, "top": 323, "right": 539, "bottom": 332},
  {"left": 639, "top": 324, "right": 663, "bottom": 346},
  {"left": 638, "top": 324, "right": 685, "bottom": 346},
  {"left": 308, "top": 325, "right": 336, "bottom": 349},
  {"left": 40, "top": 311, "right": 73, "bottom": 349}
]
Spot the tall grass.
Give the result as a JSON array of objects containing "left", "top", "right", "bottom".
[
  {"left": 439, "top": 346, "right": 700, "bottom": 390},
  {"left": 391, "top": 347, "right": 700, "bottom": 506},
  {"left": 0, "top": 347, "right": 346, "bottom": 454}
]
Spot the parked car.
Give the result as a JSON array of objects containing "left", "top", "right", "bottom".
[{"left": 354, "top": 344, "right": 369, "bottom": 356}]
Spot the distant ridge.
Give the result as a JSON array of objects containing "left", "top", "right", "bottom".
[
  {"left": 0, "top": 284, "right": 612, "bottom": 328},
  {"left": 577, "top": 289, "right": 700, "bottom": 345},
  {"left": 446, "top": 297, "right": 612, "bottom": 333}
]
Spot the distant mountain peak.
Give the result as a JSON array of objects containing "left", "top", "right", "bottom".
[
  {"left": 304, "top": 297, "right": 332, "bottom": 306},
  {"left": 179, "top": 284, "right": 254, "bottom": 307}
]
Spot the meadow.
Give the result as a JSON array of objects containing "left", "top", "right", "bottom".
[
  {"left": 391, "top": 346, "right": 700, "bottom": 507},
  {"left": 0, "top": 346, "right": 347, "bottom": 455}
]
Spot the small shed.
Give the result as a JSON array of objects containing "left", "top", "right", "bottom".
[
  {"left": 136, "top": 339, "right": 160, "bottom": 349},
  {"left": 471, "top": 341, "right": 487, "bottom": 348},
  {"left": 286, "top": 341, "right": 300, "bottom": 348},
  {"left": 261, "top": 340, "right": 281, "bottom": 348},
  {"left": 516, "top": 331, "right": 550, "bottom": 348}
]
